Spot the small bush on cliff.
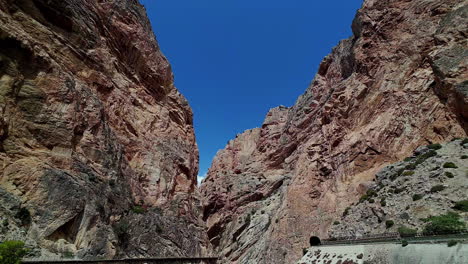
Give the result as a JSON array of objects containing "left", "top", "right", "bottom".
[
  {"left": 447, "top": 240, "right": 458, "bottom": 247},
  {"left": 342, "top": 207, "right": 351, "bottom": 217},
  {"left": 132, "top": 206, "right": 146, "bottom": 214},
  {"left": 412, "top": 194, "right": 423, "bottom": 201},
  {"left": 460, "top": 138, "right": 468, "bottom": 145},
  {"left": 402, "top": 171, "right": 415, "bottom": 176},
  {"left": 443, "top": 162, "right": 458, "bottom": 169},
  {"left": 0, "top": 241, "right": 29, "bottom": 264},
  {"left": 380, "top": 198, "right": 386, "bottom": 207},
  {"left": 63, "top": 251, "right": 74, "bottom": 259},
  {"left": 453, "top": 200, "right": 468, "bottom": 212},
  {"left": 427, "top": 143, "right": 442, "bottom": 150},
  {"left": 461, "top": 155, "right": 468, "bottom": 159},
  {"left": 113, "top": 220, "right": 129, "bottom": 243},
  {"left": 398, "top": 226, "right": 417, "bottom": 237},
  {"left": 333, "top": 221, "right": 340, "bottom": 225},
  {"left": 423, "top": 212, "right": 465, "bottom": 235},
  {"left": 385, "top": 220, "right": 394, "bottom": 229},
  {"left": 445, "top": 172, "right": 454, "bottom": 178},
  {"left": 414, "top": 149, "right": 437, "bottom": 164},
  {"left": 401, "top": 240, "right": 408, "bottom": 247},
  {"left": 430, "top": 185, "right": 445, "bottom": 193}
]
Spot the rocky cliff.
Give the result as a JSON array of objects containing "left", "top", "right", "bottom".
[
  {"left": 200, "top": 0, "right": 468, "bottom": 263},
  {"left": 329, "top": 139, "right": 467, "bottom": 238},
  {"left": 0, "top": 0, "right": 210, "bottom": 259}
]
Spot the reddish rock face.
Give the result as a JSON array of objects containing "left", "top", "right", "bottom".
[
  {"left": 201, "top": 0, "right": 467, "bottom": 263},
  {"left": 0, "top": 0, "right": 209, "bottom": 259}
]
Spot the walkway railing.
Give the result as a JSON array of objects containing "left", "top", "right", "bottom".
[
  {"left": 321, "top": 231, "right": 468, "bottom": 246},
  {"left": 23, "top": 257, "right": 218, "bottom": 264}
]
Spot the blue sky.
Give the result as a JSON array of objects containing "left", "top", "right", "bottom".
[{"left": 140, "top": 0, "right": 363, "bottom": 182}]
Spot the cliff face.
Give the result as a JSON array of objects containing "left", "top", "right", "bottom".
[
  {"left": 0, "top": 0, "right": 209, "bottom": 259},
  {"left": 201, "top": 0, "right": 468, "bottom": 263},
  {"left": 329, "top": 139, "right": 468, "bottom": 238}
]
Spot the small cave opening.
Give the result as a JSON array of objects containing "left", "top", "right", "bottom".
[
  {"left": 309, "top": 236, "right": 321, "bottom": 246},
  {"left": 46, "top": 210, "right": 84, "bottom": 243}
]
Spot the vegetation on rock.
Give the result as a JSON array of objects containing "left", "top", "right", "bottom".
[
  {"left": 398, "top": 226, "right": 417, "bottom": 237},
  {"left": 0, "top": 241, "right": 29, "bottom": 264},
  {"left": 423, "top": 212, "right": 465, "bottom": 235},
  {"left": 453, "top": 200, "right": 468, "bottom": 212}
]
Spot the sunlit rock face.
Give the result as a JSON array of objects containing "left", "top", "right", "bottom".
[
  {"left": 200, "top": 0, "right": 467, "bottom": 263},
  {"left": 0, "top": 0, "right": 210, "bottom": 259}
]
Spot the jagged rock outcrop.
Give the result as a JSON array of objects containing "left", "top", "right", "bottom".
[
  {"left": 201, "top": 0, "right": 468, "bottom": 263},
  {"left": 329, "top": 139, "right": 467, "bottom": 238},
  {"left": 0, "top": 0, "right": 210, "bottom": 259}
]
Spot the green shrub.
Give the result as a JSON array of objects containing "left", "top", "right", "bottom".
[
  {"left": 412, "top": 194, "right": 423, "bottom": 201},
  {"left": 113, "top": 220, "right": 129, "bottom": 242},
  {"left": 447, "top": 240, "right": 458, "bottom": 247},
  {"left": 398, "top": 226, "right": 417, "bottom": 237},
  {"left": 445, "top": 172, "right": 454, "bottom": 178},
  {"left": 366, "top": 189, "right": 378, "bottom": 197},
  {"left": 427, "top": 143, "right": 442, "bottom": 150},
  {"left": 461, "top": 155, "right": 468, "bottom": 159},
  {"left": 394, "top": 187, "right": 405, "bottom": 194},
  {"left": 343, "top": 207, "right": 351, "bottom": 217},
  {"left": 333, "top": 221, "right": 340, "bottom": 225},
  {"left": 460, "top": 138, "right": 468, "bottom": 145},
  {"left": 443, "top": 162, "right": 458, "bottom": 169},
  {"left": 404, "top": 157, "right": 413, "bottom": 162},
  {"left": 413, "top": 150, "right": 437, "bottom": 166},
  {"left": 401, "top": 240, "right": 408, "bottom": 247},
  {"left": 385, "top": 220, "right": 394, "bottom": 229},
  {"left": 430, "top": 185, "right": 445, "bottom": 193},
  {"left": 63, "top": 251, "right": 74, "bottom": 259},
  {"left": 405, "top": 163, "right": 417, "bottom": 170},
  {"left": 0, "top": 241, "right": 29, "bottom": 264},
  {"left": 380, "top": 198, "right": 387, "bottom": 207},
  {"left": 423, "top": 212, "right": 465, "bottom": 235},
  {"left": 368, "top": 198, "right": 375, "bottom": 203},
  {"left": 453, "top": 200, "right": 468, "bottom": 212},
  {"left": 132, "top": 206, "right": 146, "bottom": 214},
  {"left": 359, "top": 194, "right": 369, "bottom": 203},
  {"left": 402, "top": 171, "right": 415, "bottom": 176}
]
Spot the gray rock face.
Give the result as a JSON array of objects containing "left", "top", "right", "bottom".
[{"left": 329, "top": 139, "right": 468, "bottom": 238}]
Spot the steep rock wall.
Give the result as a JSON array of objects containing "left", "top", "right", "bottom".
[
  {"left": 201, "top": 0, "right": 468, "bottom": 263},
  {"left": 0, "top": 0, "right": 209, "bottom": 259}
]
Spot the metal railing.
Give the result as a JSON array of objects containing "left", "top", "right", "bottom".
[
  {"left": 321, "top": 231, "right": 468, "bottom": 246},
  {"left": 22, "top": 257, "right": 218, "bottom": 264}
]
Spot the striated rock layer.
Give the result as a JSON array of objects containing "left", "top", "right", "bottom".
[
  {"left": 0, "top": 0, "right": 210, "bottom": 259},
  {"left": 201, "top": 0, "right": 468, "bottom": 263}
]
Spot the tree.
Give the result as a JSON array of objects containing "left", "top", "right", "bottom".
[{"left": 0, "top": 241, "right": 29, "bottom": 264}]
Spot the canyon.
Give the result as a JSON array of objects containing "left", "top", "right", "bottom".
[
  {"left": 200, "top": 0, "right": 467, "bottom": 263},
  {"left": 0, "top": 0, "right": 467, "bottom": 263}
]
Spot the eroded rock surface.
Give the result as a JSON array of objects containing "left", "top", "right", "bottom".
[
  {"left": 201, "top": 0, "right": 468, "bottom": 263},
  {"left": 0, "top": 0, "right": 209, "bottom": 259},
  {"left": 329, "top": 139, "right": 468, "bottom": 237}
]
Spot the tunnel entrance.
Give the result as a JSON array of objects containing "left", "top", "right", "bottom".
[{"left": 309, "top": 236, "right": 321, "bottom": 246}]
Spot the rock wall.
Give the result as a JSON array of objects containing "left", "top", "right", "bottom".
[
  {"left": 200, "top": 0, "right": 468, "bottom": 263},
  {"left": 0, "top": 0, "right": 210, "bottom": 259},
  {"left": 329, "top": 139, "right": 468, "bottom": 238},
  {"left": 298, "top": 242, "right": 468, "bottom": 264}
]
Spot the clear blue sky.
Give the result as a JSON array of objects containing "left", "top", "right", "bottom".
[{"left": 140, "top": 0, "right": 363, "bottom": 180}]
